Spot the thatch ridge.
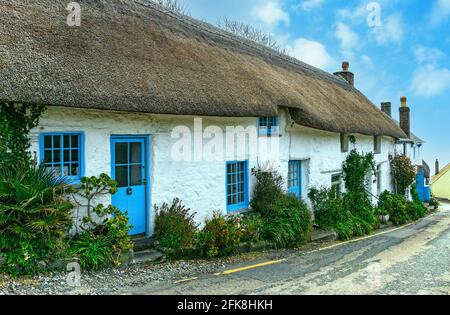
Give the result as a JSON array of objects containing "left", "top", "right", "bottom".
[{"left": 0, "top": 0, "right": 406, "bottom": 138}]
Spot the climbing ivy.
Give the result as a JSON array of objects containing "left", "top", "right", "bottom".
[{"left": 0, "top": 102, "right": 45, "bottom": 167}]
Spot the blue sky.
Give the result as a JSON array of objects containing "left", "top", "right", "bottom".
[{"left": 182, "top": 0, "right": 450, "bottom": 169}]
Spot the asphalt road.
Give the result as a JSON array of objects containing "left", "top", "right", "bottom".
[{"left": 127, "top": 202, "right": 450, "bottom": 295}]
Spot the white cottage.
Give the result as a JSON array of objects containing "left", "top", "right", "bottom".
[{"left": 0, "top": 0, "right": 407, "bottom": 237}]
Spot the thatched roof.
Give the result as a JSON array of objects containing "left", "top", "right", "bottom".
[{"left": 0, "top": 0, "right": 406, "bottom": 138}]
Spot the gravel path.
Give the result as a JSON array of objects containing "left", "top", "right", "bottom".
[{"left": 0, "top": 260, "right": 231, "bottom": 295}]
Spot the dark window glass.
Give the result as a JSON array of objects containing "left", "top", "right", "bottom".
[{"left": 115, "top": 143, "right": 128, "bottom": 165}]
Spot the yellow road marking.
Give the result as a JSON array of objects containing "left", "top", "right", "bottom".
[
  {"left": 308, "top": 221, "right": 420, "bottom": 254},
  {"left": 215, "top": 259, "right": 286, "bottom": 276},
  {"left": 173, "top": 277, "right": 198, "bottom": 284}
]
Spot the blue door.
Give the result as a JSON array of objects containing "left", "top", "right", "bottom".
[
  {"left": 288, "top": 161, "right": 302, "bottom": 198},
  {"left": 111, "top": 137, "right": 148, "bottom": 236}
]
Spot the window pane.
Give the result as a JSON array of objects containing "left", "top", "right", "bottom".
[
  {"left": 53, "top": 136, "right": 61, "bottom": 148},
  {"left": 115, "top": 143, "right": 128, "bottom": 165},
  {"left": 53, "top": 150, "right": 61, "bottom": 163},
  {"left": 71, "top": 164, "right": 79, "bottom": 176},
  {"left": 64, "top": 150, "right": 71, "bottom": 163},
  {"left": 130, "top": 142, "right": 142, "bottom": 163},
  {"left": 44, "top": 150, "right": 53, "bottom": 163},
  {"left": 71, "top": 149, "right": 79, "bottom": 162},
  {"left": 130, "top": 165, "right": 143, "bottom": 186},
  {"left": 64, "top": 135, "right": 71, "bottom": 148},
  {"left": 44, "top": 136, "right": 52, "bottom": 149},
  {"left": 71, "top": 135, "right": 79, "bottom": 148},
  {"left": 63, "top": 164, "right": 70, "bottom": 176},
  {"left": 115, "top": 166, "right": 128, "bottom": 188}
]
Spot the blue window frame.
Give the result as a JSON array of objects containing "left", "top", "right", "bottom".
[
  {"left": 226, "top": 161, "right": 249, "bottom": 212},
  {"left": 39, "top": 132, "right": 84, "bottom": 182},
  {"left": 288, "top": 161, "right": 302, "bottom": 198},
  {"left": 258, "top": 116, "right": 279, "bottom": 136}
]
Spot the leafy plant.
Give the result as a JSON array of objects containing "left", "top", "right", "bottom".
[
  {"left": 154, "top": 198, "right": 198, "bottom": 250},
  {"left": 69, "top": 174, "right": 133, "bottom": 270},
  {"left": 429, "top": 197, "right": 440, "bottom": 211},
  {"left": 195, "top": 212, "right": 243, "bottom": 258},
  {"left": 0, "top": 164, "right": 73, "bottom": 275},
  {"left": 239, "top": 214, "right": 264, "bottom": 243},
  {"left": 390, "top": 155, "right": 416, "bottom": 195},
  {"left": 377, "top": 191, "right": 428, "bottom": 226},
  {"left": 0, "top": 102, "right": 45, "bottom": 167}
]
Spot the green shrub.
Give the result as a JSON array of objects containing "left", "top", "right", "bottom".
[
  {"left": 239, "top": 214, "right": 264, "bottom": 243},
  {"left": 195, "top": 212, "right": 242, "bottom": 258},
  {"left": 429, "top": 197, "right": 440, "bottom": 210},
  {"left": 377, "top": 191, "right": 428, "bottom": 226},
  {"left": 260, "top": 195, "right": 312, "bottom": 247},
  {"left": 0, "top": 164, "right": 73, "bottom": 275},
  {"left": 69, "top": 174, "right": 133, "bottom": 270},
  {"left": 250, "top": 168, "right": 284, "bottom": 216},
  {"left": 154, "top": 198, "right": 198, "bottom": 250},
  {"left": 390, "top": 155, "right": 416, "bottom": 195},
  {"left": 308, "top": 188, "right": 375, "bottom": 241}
]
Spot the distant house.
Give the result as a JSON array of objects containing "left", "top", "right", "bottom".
[
  {"left": 0, "top": 0, "right": 407, "bottom": 237},
  {"left": 380, "top": 99, "right": 429, "bottom": 201},
  {"left": 430, "top": 164, "right": 450, "bottom": 200}
]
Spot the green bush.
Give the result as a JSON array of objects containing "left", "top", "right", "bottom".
[
  {"left": 308, "top": 188, "right": 375, "bottom": 241},
  {"left": 390, "top": 156, "right": 416, "bottom": 195},
  {"left": 239, "top": 214, "right": 264, "bottom": 243},
  {"left": 251, "top": 168, "right": 312, "bottom": 247},
  {"left": 377, "top": 191, "right": 428, "bottom": 226},
  {"left": 429, "top": 197, "right": 440, "bottom": 211},
  {"left": 69, "top": 174, "right": 133, "bottom": 270},
  {"left": 195, "top": 212, "right": 242, "bottom": 258},
  {"left": 154, "top": 198, "right": 198, "bottom": 250},
  {"left": 0, "top": 164, "right": 73, "bottom": 275}
]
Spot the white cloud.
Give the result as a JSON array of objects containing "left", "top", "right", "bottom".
[
  {"left": 298, "top": 0, "right": 325, "bottom": 11},
  {"left": 409, "top": 65, "right": 450, "bottom": 97},
  {"left": 361, "top": 54, "right": 375, "bottom": 70},
  {"left": 370, "top": 14, "right": 404, "bottom": 45},
  {"left": 413, "top": 45, "right": 446, "bottom": 64},
  {"left": 286, "top": 38, "right": 336, "bottom": 70},
  {"left": 335, "top": 22, "right": 360, "bottom": 50},
  {"left": 429, "top": 0, "right": 450, "bottom": 27},
  {"left": 251, "top": 1, "right": 290, "bottom": 26}
]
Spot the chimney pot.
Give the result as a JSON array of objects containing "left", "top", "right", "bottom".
[
  {"left": 401, "top": 96, "right": 407, "bottom": 108},
  {"left": 334, "top": 61, "right": 354, "bottom": 86},
  {"left": 342, "top": 61, "right": 349, "bottom": 71},
  {"left": 381, "top": 102, "right": 392, "bottom": 117},
  {"left": 435, "top": 159, "right": 440, "bottom": 175}
]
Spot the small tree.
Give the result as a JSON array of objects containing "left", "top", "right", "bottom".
[
  {"left": 390, "top": 155, "right": 416, "bottom": 195},
  {"left": 0, "top": 102, "right": 45, "bottom": 167},
  {"left": 217, "top": 18, "right": 286, "bottom": 54}
]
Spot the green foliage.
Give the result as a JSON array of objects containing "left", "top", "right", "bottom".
[
  {"left": 377, "top": 191, "right": 428, "bottom": 226},
  {"left": 195, "top": 211, "right": 243, "bottom": 258},
  {"left": 69, "top": 174, "right": 133, "bottom": 270},
  {"left": 0, "top": 164, "right": 73, "bottom": 275},
  {"left": 260, "top": 195, "right": 312, "bottom": 247},
  {"left": 155, "top": 198, "right": 198, "bottom": 250},
  {"left": 309, "top": 149, "right": 377, "bottom": 240},
  {"left": 390, "top": 155, "right": 416, "bottom": 195},
  {"left": 251, "top": 168, "right": 312, "bottom": 247},
  {"left": 0, "top": 102, "right": 45, "bottom": 167},
  {"left": 308, "top": 188, "right": 374, "bottom": 241},
  {"left": 239, "top": 214, "right": 264, "bottom": 243},
  {"left": 429, "top": 197, "right": 440, "bottom": 211}
]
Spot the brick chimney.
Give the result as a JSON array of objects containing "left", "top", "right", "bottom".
[
  {"left": 381, "top": 102, "right": 392, "bottom": 117},
  {"left": 399, "top": 96, "right": 411, "bottom": 138},
  {"left": 435, "top": 159, "right": 440, "bottom": 175},
  {"left": 334, "top": 61, "right": 354, "bottom": 86}
]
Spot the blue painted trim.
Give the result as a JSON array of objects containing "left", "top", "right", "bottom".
[
  {"left": 258, "top": 116, "right": 279, "bottom": 136},
  {"left": 226, "top": 160, "right": 249, "bottom": 213},
  {"left": 288, "top": 160, "right": 302, "bottom": 199},
  {"left": 39, "top": 131, "right": 85, "bottom": 184},
  {"left": 111, "top": 135, "right": 151, "bottom": 237}
]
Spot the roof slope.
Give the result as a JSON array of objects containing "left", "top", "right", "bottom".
[
  {"left": 431, "top": 164, "right": 450, "bottom": 185},
  {"left": 0, "top": 0, "right": 406, "bottom": 138}
]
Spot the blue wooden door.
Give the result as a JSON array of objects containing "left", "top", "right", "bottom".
[
  {"left": 111, "top": 137, "right": 147, "bottom": 236},
  {"left": 288, "top": 161, "right": 302, "bottom": 198}
]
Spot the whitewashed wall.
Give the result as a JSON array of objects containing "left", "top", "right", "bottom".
[{"left": 31, "top": 106, "right": 397, "bottom": 234}]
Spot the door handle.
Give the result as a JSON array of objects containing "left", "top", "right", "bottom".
[{"left": 127, "top": 188, "right": 133, "bottom": 195}]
